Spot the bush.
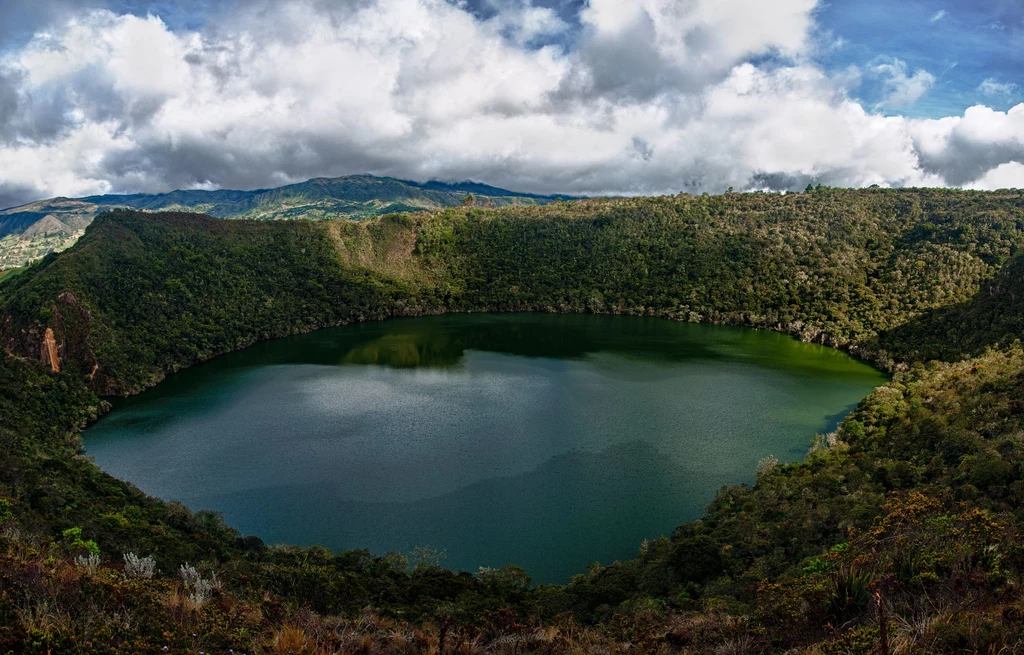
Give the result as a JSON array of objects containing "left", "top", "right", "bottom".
[
  {"left": 62, "top": 527, "right": 99, "bottom": 556},
  {"left": 74, "top": 553, "right": 101, "bottom": 573},
  {"left": 123, "top": 552, "right": 156, "bottom": 578}
]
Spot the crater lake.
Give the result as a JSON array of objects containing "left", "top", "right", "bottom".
[{"left": 84, "top": 314, "right": 886, "bottom": 583}]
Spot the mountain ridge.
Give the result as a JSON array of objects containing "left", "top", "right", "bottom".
[{"left": 0, "top": 174, "right": 573, "bottom": 269}]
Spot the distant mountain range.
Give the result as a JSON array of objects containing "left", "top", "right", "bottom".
[{"left": 0, "top": 175, "right": 571, "bottom": 269}]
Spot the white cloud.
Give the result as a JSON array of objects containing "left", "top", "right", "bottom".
[
  {"left": 486, "top": 1, "right": 567, "bottom": 45},
  {"left": 869, "top": 57, "right": 936, "bottom": 109},
  {"left": 581, "top": 0, "right": 817, "bottom": 60},
  {"left": 0, "top": 120, "right": 131, "bottom": 199},
  {"left": 930, "top": 10, "right": 947, "bottom": 23},
  {"left": 967, "top": 162, "right": 1024, "bottom": 190},
  {"left": 978, "top": 78, "right": 1019, "bottom": 98},
  {"left": 679, "top": 64, "right": 938, "bottom": 191},
  {"left": 569, "top": 0, "right": 818, "bottom": 100},
  {"left": 908, "top": 103, "right": 1024, "bottom": 185},
  {"left": 0, "top": 0, "right": 1020, "bottom": 206}
]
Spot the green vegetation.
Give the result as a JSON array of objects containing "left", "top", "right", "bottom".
[
  {"left": 2, "top": 187, "right": 1024, "bottom": 653},
  {"left": 0, "top": 267, "right": 27, "bottom": 284},
  {"left": 0, "top": 174, "right": 568, "bottom": 269}
]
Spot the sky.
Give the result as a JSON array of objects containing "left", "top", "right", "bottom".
[{"left": 0, "top": 0, "right": 1021, "bottom": 208}]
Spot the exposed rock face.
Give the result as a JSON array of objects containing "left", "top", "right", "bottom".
[
  {"left": 42, "top": 327, "right": 59, "bottom": 372},
  {"left": 50, "top": 292, "right": 100, "bottom": 385},
  {"left": 4, "top": 290, "right": 99, "bottom": 381}
]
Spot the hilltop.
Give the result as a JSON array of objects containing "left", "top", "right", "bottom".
[{"left": 0, "top": 174, "right": 570, "bottom": 269}]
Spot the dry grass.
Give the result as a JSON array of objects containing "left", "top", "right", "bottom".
[{"left": 268, "top": 624, "right": 309, "bottom": 654}]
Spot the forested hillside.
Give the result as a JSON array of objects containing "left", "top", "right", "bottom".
[
  {"left": 5, "top": 187, "right": 1022, "bottom": 392},
  {"left": 2, "top": 187, "right": 1024, "bottom": 653},
  {"left": 879, "top": 250, "right": 1024, "bottom": 362},
  {"left": 0, "top": 175, "right": 567, "bottom": 269}
]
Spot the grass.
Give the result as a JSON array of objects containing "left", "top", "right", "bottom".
[{"left": 0, "top": 266, "right": 28, "bottom": 284}]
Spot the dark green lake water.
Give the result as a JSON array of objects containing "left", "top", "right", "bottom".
[{"left": 83, "top": 314, "right": 886, "bottom": 583}]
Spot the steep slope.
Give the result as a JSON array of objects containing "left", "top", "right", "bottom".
[
  {"left": 0, "top": 174, "right": 570, "bottom": 268},
  {"left": 0, "top": 210, "right": 441, "bottom": 394},
  {"left": 878, "top": 250, "right": 1024, "bottom": 361},
  {"left": 0, "top": 198, "right": 98, "bottom": 268},
  {"left": 3, "top": 188, "right": 1024, "bottom": 391}
]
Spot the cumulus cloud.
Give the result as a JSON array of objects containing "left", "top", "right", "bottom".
[
  {"left": 968, "top": 162, "right": 1024, "bottom": 190},
  {"left": 868, "top": 57, "right": 935, "bottom": 110},
  {"left": 0, "top": 0, "right": 1021, "bottom": 207},
  {"left": 483, "top": 0, "right": 568, "bottom": 45},
  {"left": 910, "top": 104, "right": 1024, "bottom": 186},
  {"left": 562, "top": 0, "right": 817, "bottom": 101}
]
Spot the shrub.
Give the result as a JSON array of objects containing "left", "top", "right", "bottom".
[
  {"left": 61, "top": 527, "right": 99, "bottom": 555},
  {"left": 123, "top": 552, "right": 156, "bottom": 578},
  {"left": 179, "top": 563, "right": 215, "bottom": 606},
  {"left": 756, "top": 455, "right": 779, "bottom": 479},
  {"left": 74, "top": 553, "right": 101, "bottom": 573}
]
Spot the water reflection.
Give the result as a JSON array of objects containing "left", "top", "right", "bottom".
[{"left": 85, "top": 314, "right": 887, "bottom": 583}]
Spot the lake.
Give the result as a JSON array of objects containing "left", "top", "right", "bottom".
[{"left": 83, "top": 313, "right": 886, "bottom": 583}]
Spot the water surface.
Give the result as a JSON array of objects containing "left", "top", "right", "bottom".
[{"left": 84, "top": 314, "right": 886, "bottom": 583}]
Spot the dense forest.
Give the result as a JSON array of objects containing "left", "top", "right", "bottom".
[{"left": 2, "top": 187, "right": 1024, "bottom": 653}]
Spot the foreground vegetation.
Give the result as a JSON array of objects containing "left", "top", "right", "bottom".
[{"left": 2, "top": 187, "right": 1024, "bottom": 653}]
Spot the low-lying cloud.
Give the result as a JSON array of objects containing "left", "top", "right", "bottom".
[{"left": 0, "top": 0, "right": 1021, "bottom": 208}]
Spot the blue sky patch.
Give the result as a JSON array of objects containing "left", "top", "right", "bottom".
[{"left": 815, "top": 0, "right": 1023, "bottom": 117}]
